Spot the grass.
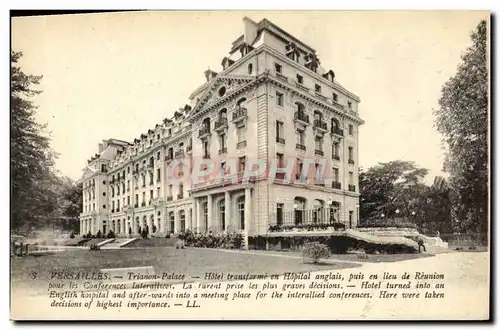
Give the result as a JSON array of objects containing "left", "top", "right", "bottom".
[
  {"left": 11, "top": 246, "right": 360, "bottom": 296},
  {"left": 125, "top": 237, "right": 177, "bottom": 248}
]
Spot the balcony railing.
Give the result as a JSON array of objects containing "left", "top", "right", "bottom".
[
  {"left": 198, "top": 126, "right": 211, "bottom": 139},
  {"left": 177, "top": 193, "right": 183, "bottom": 200},
  {"left": 315, "top": 149, "right": 324, "bottom": 156},
  {"left": 147, "top": 163, "right": 154, "bottom": 169},
  {"left": 237, "top": 141, "right": 247, "bottom": 149},
  {"left": 175, "top": 150, "right": 185, "bottom": 159},
  {"left": 294, "top": 111, "right": 310, "bottom": 124},
  {"left": 219, "top": 147, "right": 227, "bottom": 155},
  {"left": 232, "top": 107, "right": 247, "bottom": 122},
  {"left": 167, "top": 196, "right": 173, "bottom": 202},
  {"left": 214, "top": 117, "right": 228, "bottom": 131},
  {"left": 276, "top": 72, "right": 288, "bottom": 82},
  {"left": 134, "top": 204, "right": 138, "bottom": 208},
  {"left": 165, "top": 155, "right": 173, "bottom": 162},
  {"left": 276, "top": 137, "right": 285, "bottom": 144},
  {"left": 268, "top": 209, "right": 346, "bottom": 232},
  {"left": 348, "top": 159, "right": 355, "bottom": 165},
  {"left": 332, "top": 181, "right": 341, "bottom": 190},
  {"left": 332, "top": 154, "right": 340, "bottom": 161},
  {"left": 348, "top": 184, "right": 356, "bottom": 192},
  {"left": 331, "top": 127, "right": 344, "bottom": 136},
  {"left": 295, "top": 81, "right": 309, "bottom": 92},
  {"left": 141, "top": 202, "right": 146, "bottom": 207},
  {"left": 313, "top": 119, "right": 328, "bottom": 131},
  {"left": 296, "top": 143, "right": 306, "bottom": 151},
  {"left": 186, "top": 145, "right": 193, "bottom": 152}
]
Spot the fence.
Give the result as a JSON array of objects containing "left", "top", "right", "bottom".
[{"left": 269, "top": 208, "right": 351, "bottom": 229}]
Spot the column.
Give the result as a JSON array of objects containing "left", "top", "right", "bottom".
[
  {"left": 207, "top": 194, "right": 213, "bottom": 232},
  {"left": 224, "top": 191, "right": 231, "bottom": 232},
  {"left": 122, "top": 219, "right": 126, "bottom": 237},
  {"left": 244, "top": 188, "right": 251, "bottom": 250},
  {"left": 194, "top": 198, "right": 199, "bottom": 232},
  {"left": 147, "top": 215, "right": 153, "bottom": 235},
  {"left": 90, "top": 218, "right": 94, "bottom": 235},
  {"left": 186, "top": 208, "right": 192, "bottom": 231},
  {"left": 133, "top": 216, "right": 138, "bottom": 235},
  {"left": 114, "top": 220, "right": 118, "bottom": 234},
  {"left": 174, "top": 210, "right": 179, "bottom": 234},
  {"left": 79, "top": 220, "right": 83, "bottom": 236}
]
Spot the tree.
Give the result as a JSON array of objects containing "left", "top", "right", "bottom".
[
  {"left": 359, "top": 160, "right": 428, "bottom": 220},
  {"left": 11, "top": 51, "right": 57, "bottom": 231},
  {"left": 434, "top": 20, "right": 488, "bottom": 235}
]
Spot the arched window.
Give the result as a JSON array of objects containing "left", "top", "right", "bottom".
[
  {"left": 237, "top": 196, "right": 245, "bottom": 230},
  {"left": 296, "top": 102, "right": 305, "bottom": 113},
  {"left": 329, "top": 201, "right": 341, "bottom": 223},
  {"left": 331, "top": 118, "right": 340, "bottom": 132},
  {"left": 294, "top": 197, "right": 307, "bottom": 225},
  {"left": 143, "top": 216, "right": 148, "bottom": 234},
  {"left": 312, "top": 199, "right": 325, "bottom": 223},
  {"left": 218, "top": 199, "right": 225, "bottom": 231},
  {"left": 169, "top": 212, "right": 175, "bottom": 233},
  {"left": 111, "top": 220, "right": 115, "bottom": 234},
  {"left": 179, "top": 210, "right": 186, "bottom": 233},
  {"left": 313, "top": 110, "right": 323, "bottom": 122},
  {"left": 248, "top": 63, "right": 253, "bottom": 74},
  {"left": 219, "top": 108, "right": 227, "bottom": 119},
  {"left": 168, "top": 147, "right": 173, "bottom": 160},
  {"left": 202, "top": 117, "right": 211, "bottom": 130},
  {"left": 117, "top": 219, "right": 121, "bottom": 234}
]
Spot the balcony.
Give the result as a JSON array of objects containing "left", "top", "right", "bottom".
[
  {"left": 165, "top": 155, "right": 173, "bottom": 163},
  {"left": 276, "top": 137, "right": 285, "bottom": 144},
  {"left": 296, "top": 143, "right": 306, "bottom": 151},
  {"left": 295, "top": 81, "right": 309, "bottom": 92},
  {"left": 177, "top": 193, "right": 184, "bottom": 200},
  {"left": 132, "top": 170, "right": 139, "bottom": 175},
  {"left": 315, "top": 149, "right": 324, "bottom": 156},
  {"left": 203, "top": 153, "right": 211, "bottom": 160},
  {"left": 198, "top": 126, "right": 211, "bottom": 139},
  {"left": 237, "top": 141, "right": 247, "bottom": 149},
  {"left": 186, "top": 145, "right": 193, "bottom": 153},
  {"left": 214, "top": 117, "right": 228, "bottom": 132},
  {"left": 167, "top": 196, "right": 173, "bottom": 202},
  {"left": 147, "top": 163, "right": 154, "bottom": 169},
  {"left": 348, "top": 159, "right": 355, "bottom": 165},
  {"left": 175, "top": 150, "right": 185, "bottom": 159},
  {"left": 232, "top": 107, "right": 247, "bottom": 124},
  {"left": 141, "top": 202, "right": 146, "bottom": 207},
  {"left": 134, "top": 204, "right": 138, "bottom": 208},
  {"left": 331, "top": 127, "right": 344, "bottom": 137},
  {"left": 332, "top": 154, "right": 340, "bottom": 161},
  {"left": 332, "top": 181, "right": 341, "bottom": 190},
  {"left": 219, "top": 147, "right": 227, "bottom": 155},
  {"left": 294, "top": 111, "right": 310, "bottom": 126},
  {"left": 348, "top": 184, "right": 356, "bottom": 192},
  {"left": 313, "top": 119, "right": 328, "bottom": 133}
]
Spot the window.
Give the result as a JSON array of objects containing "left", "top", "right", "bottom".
[
  {"left": 127, "top": 196, "right": 130, "bottom": 205},
  {"left": 220, "top": 161, "right": 226, "bottom": 176},
  {"left": 179, "top": 210, "right": 186, "bottom": 232},
  {"left": 238, "top": 156, "right": 246, "bottom": 173},
  {"left": 169, "top": 212, "right": 175, "bottom": 233},
  {"left": 276, "top": 153, "right": 284, "bottom": 167},
  {"left": 348, "top": 101, "right": 352, "bottom": 109},
  {"left": 333, "top": 168, "right": 339, "bottom": 182},
  {"left": 157, "top": 187, "right": 160, "bottom": 197},
  {"left": 248, "top": 63, "right": 253, "bottom": 74},
  {"left": 93, "top": 203, "right": 95, "bottom": 211},
  {"left": 149, "top": 172, "right": 154, "bottom": 185},
  {"left": 276, "top": 120, "right": 284, "bottom": 140},
  {"left": 112, "top": 201, "right": 115, "bottom": 211},
  {"left": 122, "top": 183, "right": 125, "bottom": 194},
  {"left": 296, "top": 129, "right": 305, "bottom": 145},
  {"left": 135, "top": 194, "right": 138, "bottom": 205},
  {"left": 296, "top": 74, "right": 303, "bottom": 84},
  {"left": 348, "top": 124, "right": 354, "bottom": 135},
  {"left": 179, "top": 183, "right": 184, "bottom": 196},
  {"left": 127, "top": 180, "right": 130, "bottom": 190},
  {"left": 101, "top": 164, "right": 107, "bottom": 172},
  {"left": 296, "top": 159, "right": 304, "bottom": 180},
  {"left": 117, "top": 200, "right": 120, "bottom": 211},
  {"left": 156, "top": 168, "right": 161, "bottom": 182},
  {"left": 142, "top": 192, "right": 145, "bottom": 203},
  {"left": 315, "top": 84, "right": 321, "bottom": 93},
  {"left": 332, "top": 93, "right": 338, "bottom": 102},
  {"left": 275, "top": 63, "right": 282, "bottom": 73},
  {"left": 219, "top": 200, "right": 225, "bottom": 231},
  {"left": 103, "top": 204, "right": 106, "bottom": 209},
  {"left": 157, "top": 152, "right": 160, "bottom": 160},
  {"left": 150, "top": 189, "right": 153, "bottom": 201},
  {"left": 348, "top": 147, "right": 354, "bottom": 161},
  {"left": 203, "top": 203, "right": 208, "bottom": 230},
  {"left": 276, "top": 91, "right": 284, "bottom": 106},
  {"left": 276, "top": 203, "right": 284, "bottom": 226},
  {"left": 219, "top": 134, "right": 226, "bottom": 150},
  {"left": 238, "top": 196, "right": 245, "bottom": 230},
  {"left": 168, "top": 185, "right": 172, "bottom": 197},
  {"left": 237, "top": 126, "right": 246, "bottom": 143},
  {"left": 349, "top": 211, "right": 354, "bottom": 228},
  {"left": 349, "top": 171, "right": 354, "bottom": 185},
  {"left": 315, "top": 136, "right": 323, "bottom": 151},
  {"left": 168, "top": 128, "right": 172, "bottom": 136}
]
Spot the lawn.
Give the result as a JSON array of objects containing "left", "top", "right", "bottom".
[{"left": 11, "top": 246, "right": 360, "bottom": 296}]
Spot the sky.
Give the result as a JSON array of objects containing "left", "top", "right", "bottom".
[{"left": 11, "top": 10, "right": 489, "bottom": 182}]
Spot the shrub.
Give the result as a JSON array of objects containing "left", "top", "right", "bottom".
[
  {"left": 89, "top": 244, "right": 100, "bottom": 251},
  {"left": 356, "top": 249, "right": 368, "bottom": 259},
  {"left": 69, "top": 232, "right": 75, "bottom": 239},
  {"left": 302, "top": 242, "right": 331, "bottom": 264},
  {"left": 141, "top": 228, "right": 148, "bottom": 239},
  {"left": 96, "top": 230, "right": 102, "bottom": 238},
  {"left": 165, "top": 233, "right": 171, "bottom": 239},
  {"left": 106, "top": 230, "right": 116, "bottom": 239}
]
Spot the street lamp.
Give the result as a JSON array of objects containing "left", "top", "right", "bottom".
[
  {"left": 395, "top": 209, "right": 400, "bottom": 215},
  {"left": 411, "top": 211, "right": 416, "bottom": 216},
  {"left": 381, "top": 213, "right": 385, "bottom": 218}
]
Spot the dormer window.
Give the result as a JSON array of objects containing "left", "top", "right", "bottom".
[
  {"left": 315, "top": 84, "right": 321, "bottom": 93},
  {"left": 297, "top": 74, "right": 303, "bottom": 84},
  {"left": 332, "top": 93, "right": 338, "bottom": 102},
  {"left": 348, "top": 101, "right": 352, "bottom": 109},
  {"left": 275, "top": 63, "right": 282, "bottom": 74}
]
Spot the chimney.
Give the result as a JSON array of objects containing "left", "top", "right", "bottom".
[{"left": 243, "top": 17, "right": 258, "bottom": 45}]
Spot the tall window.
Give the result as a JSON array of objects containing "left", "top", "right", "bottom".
[
  {"left": 219, "top": 200, "right": 225, "bottom": 231},
  {"left": 142, "top": 192, "right": 145, "bottom": 204},
  {"left": 333, "top": 168, "right": 339, "bottom": 182},
  {"left": 149, "top": 172, "right": 153, "bottom": 185},
  {"left": 127, "top": 180, "right": 130, "bottom": 191},
  {"left": 315, "top": 136, "right": 323, "bottom": 151},
  {"left": 296, "top": 74, "right": 303, "bottom": 84},
  {"left": 238, "top": 196, "right": 245, "bottom": 230},
  {"left": 122, "top": 183, "right": 125, "bottom": 194},
  {"left": 238, "top": 156, "right": 246, "bottom": 173},
  {"left": 237, "top": 126, "right": 246, "bottom": 143},
  {"left": 276, "top": 203, "right": 284, "bottom": 226},
  {"left": 296, "top": 129, "right": 305, "bottom": 145},
  {"left": 203, "top": 202, "right": 208, "bottom": 230},
  {"left": 156, "top": 168, "right": 160, "bottom": 182},
  {"left": 348, "top": 147, "right": 354, "bottom": 161},
  {"left": 348, "top": 124, "right": 354, "bottom": 135},
  {"left": 157, "top": 152, "right": 160, "bottom": 161},
  {"left": 179, "top": 183, "right": 184, "bottom": 196},
  {"left": 117, "top": 200, "right": 120, "bottom": 211},
  {"left": 275, "top": 63, "right": 282, "bottom": 73},
  {"left": 347, "top": 101, "right": 352, "bottom": 109},
  {"left": 349, "top": 171, "right": 354, "bottom": 185},
  {"left": 112, "top": 201, "right": 115, "bottom": 211},
  {"left": 157, "top": 187, "right": 160, "bottom": 198},
  {"left": 135, "top": 194, "right": 138, "bottom": 206},
  {"left": 150, "top": 189, "right": 153, "bottom": 201},
  {"left": 294, "top": 197, "right": 306, "bottom": 225},
  {"left": 127, "top": 196, "right": 130, "bottom": 205},
  {"left": 219, "top": 134, "right": 226, "bottom": 150},
  {"left": 332, "top": 93, "right": 338, "bottom": 102},
  {"left": 168, "top": 185, "right": 172, "bottom": 197},
  {"left": 169, "top": 212, "right": 175, "bottom": 233},
  {"left": 276, "top": 121, "right": 284, "bottom": 140},
  {"left": 276, "top": 91, "right": 284, "bottom": 106},
  {"left": 315, "top": 84, "right": 321, "bottom": 93},
  {"left": 179, "top": 210, "right": 186, "bottom": 232}
]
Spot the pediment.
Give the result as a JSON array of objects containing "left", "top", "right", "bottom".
[{"left": 189, "top": 75, "right": 254, "bottom": 116}]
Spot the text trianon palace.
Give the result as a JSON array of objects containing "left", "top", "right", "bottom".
[{"left": 79, "top": 17, "right": 364, "bottom": 248}]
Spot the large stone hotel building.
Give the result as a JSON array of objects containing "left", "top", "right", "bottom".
[{"left": 79, "top": 17, "right": 364, "bottom": 247}]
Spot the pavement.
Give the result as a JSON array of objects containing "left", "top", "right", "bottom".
[{"left": 11, "top": 251, "right": 489, "bottom": 321}]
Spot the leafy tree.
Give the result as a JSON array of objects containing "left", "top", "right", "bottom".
[
  {"left": 11, "top": 51, "right": 57, "bottom": 231},
  {"left": 434, "top": 20, "right": 488, "bottom": 235}
]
